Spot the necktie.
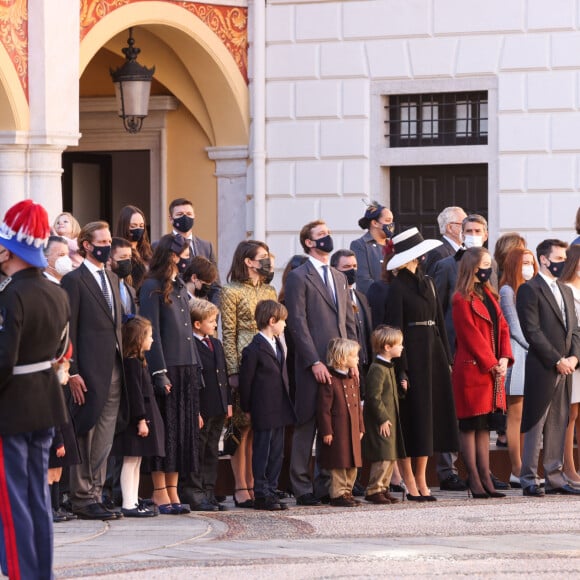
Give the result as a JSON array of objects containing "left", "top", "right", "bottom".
[
  {"left": 98, "top": 269, "right": 113, "bottom": 312},
  {"left": 203, "top": 336, "right": 214, "bottom": 352},
  {"left": 322, "top": 265, "right": 336, "bottom": 304},
  {"left": 275, "top": 339, "right": 283, "bottom": 365},
  {"left": 120, "top": 282, "right": 131, "bottom": 315},
  {"left": 551, "top": 281, "right": 567, "bottom": 326}
]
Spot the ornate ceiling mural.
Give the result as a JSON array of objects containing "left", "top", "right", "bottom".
[
  {"left": 80, "top": 0, "right": 248, "bottom": 81},
  {"left": 0, "top": 0, "right": 28, "bottom": 98}
]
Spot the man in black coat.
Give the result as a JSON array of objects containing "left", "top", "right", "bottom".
[
  {"left": 168, "top": 197, "right": 221, "bottom": 304},
  {"left": 517, "top": 239, "right": 580, "bottom": 497},
  {"left": 61, "top": 221, "right": 126, "bottom": 520},
  {"left": 285, "top": 220, "right": 357, "bottom": 505},
  {"left": 0, "top": 200, "right": 70, "bottom": 580}
]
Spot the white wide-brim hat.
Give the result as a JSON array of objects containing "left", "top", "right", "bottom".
[{"left": 387, "top": 227, "right": 442, "bottom": 271}]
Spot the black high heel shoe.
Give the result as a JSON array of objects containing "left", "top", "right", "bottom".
[
  {"left": 482, "top": 484, "right": 506, "bottom": 498},
  {"left": 406, "top": 493, "right": 426, "bottom": 502},
  {"left": 466, "top": 478, "right": 490, "bottom": 499},
  {"left": 233, "top": 488, "right": 254, "bottom": 508},
  {"left": 419, "top": 490, "right": 437, "bottom": 502}
]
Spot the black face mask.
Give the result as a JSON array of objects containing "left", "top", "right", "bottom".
[
  {"left": 114, "top": 259, "right": 132, "bottom": 279},
  {"left": 195, "top": 282, "right": 212, "bottom": 298},
  {"left": 91, "top": 244, "right": 111, "bottom": 264},
  {"left": 382, "top": 223, "right": 395, "bottom": 239},
  {"left": 547, "top": 259, "right": 565, "bottom": 278},
  {"left": 256, "top": 257, "right": 272, "bottom": 277},
  {"left": 312, "top": 234, "right": 334, "bottom": 254},
  {"left": 475, "top": 267, "right": 492, "bottom": 283},
  {"left": 343, "top": 268, "right": 357, "bottom": 286},
  {"left": 263, "top": 270, "right": 275, "bottom": 284},
  {"left": 129, "top": 228, "right": 144, "bottom": 242},
  {"left": 177, "top": 257, "right": 190, "bottom": 274},
  {"left": 172, "top": 215, "right": 194, "bottom": 233}
]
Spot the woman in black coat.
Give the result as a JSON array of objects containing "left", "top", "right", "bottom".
[
  {"left": 139, "top": 234, "right": 203, "bottom": 514},
  {"left": 384, "top": 228, "right": 459, "bottom": 501}
]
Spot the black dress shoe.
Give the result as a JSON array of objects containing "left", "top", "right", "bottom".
[
  {"left": 52, "top": 508, "right": 68, "bottom": 523},
  {"left": 352, "top": 481, "right": 366, "bottom": 497},
  {"left": 74, "top": 503, "right": 117, "bottom": 520},
  {"left": 296, "top": 493, "right": 321, "bottom": 506},
  {"left": 490, "top": 473, "right": 510, "bottom": 490},
  {"left": 100, "top": 503, "right": 123, "bottom": 519},
  {"left": 318, "top": 494, "right": 331, "bottom": 504},
  {"left": 254, "top": 496, "right": 283, "bottom": 511},
  {"left": 439, "top": 474, "right": 467, "bottom": 491},
  {"left": 523, "top": 484, "right": 545, "bottom": 497},
  {"left": 121, "top": 505, "right": 157, "bottom": 518},
  {"left": 209, "top": 498, "right": 228, "bottom": 511},
  {"left": 192, "top": 500, "right": 219, "bottom": 512},
  {"left": 545, "top": 484, "right": 580, "bottom": 495}
]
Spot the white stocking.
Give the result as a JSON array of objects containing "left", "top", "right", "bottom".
[{"left": 120, "top": 456, "right": 142, "bottom": 509}]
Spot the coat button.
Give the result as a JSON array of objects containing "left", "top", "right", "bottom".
[{"left": 187, "top": 336, "right": 191, "bottom": 341}]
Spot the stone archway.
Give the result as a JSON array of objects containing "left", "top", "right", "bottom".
[{"left": 77, "top": 1, "right": 249, "bottom": 271}]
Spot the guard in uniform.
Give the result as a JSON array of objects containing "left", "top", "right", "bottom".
[{"left": 0, "top": 200, "right": 70, "bottom": 580}]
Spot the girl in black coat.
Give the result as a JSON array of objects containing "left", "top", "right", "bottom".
[{"left": 113, "top": 316, "right": 165, "bottom": 517}]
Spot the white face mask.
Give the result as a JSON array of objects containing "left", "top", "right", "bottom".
[
  {"left": 522, "top": 264, "right": 534, "bottom": 281},
  {"left": 463, "top": 234, "right": 484, "bottom": 249},
  {"left": 54, "top": 255, "right": 73, "bottom": 276}
]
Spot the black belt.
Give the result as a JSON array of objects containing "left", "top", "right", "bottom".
[{"left": 407, "top": 320, "right": 436, "bottom": 327}]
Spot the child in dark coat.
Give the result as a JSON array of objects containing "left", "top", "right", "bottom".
[
  {"left": 113, "top": 315, "right": 165, "bottom": 517},
  {"left": 239, "top": 300, "right": 297, "bottom": 511},
  {"left": 363, "top": 325, "right": 407, "bottom": 504},
  {"left": 182, "top": 298, "right": 232, "bottom": 512},
  {"left": 317, "top": 338, "right": 364, "bottom": 507}
]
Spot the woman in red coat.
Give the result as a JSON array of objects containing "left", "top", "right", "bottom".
[{"left": 452, "top": 247, "right": 513, "bottom": 498}]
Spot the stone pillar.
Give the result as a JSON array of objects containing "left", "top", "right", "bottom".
[
  {"left": 0, "top": 143, "right": 27, "bottom": 217},
  {"left": 206, "top": 145, "right": 249, "bottom": 281}
]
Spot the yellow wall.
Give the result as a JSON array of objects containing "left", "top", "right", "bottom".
[{"left": 166, "top": 104, "right": 217, "bottom": 247}]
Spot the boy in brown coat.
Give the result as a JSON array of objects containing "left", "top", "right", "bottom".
[{"left": 317, "top": 338, "right": 364, "bottom": 507}]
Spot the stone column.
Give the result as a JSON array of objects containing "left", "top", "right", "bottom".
[
  {"left": 0, "top": 142, "right": 27, "bottom": 217},
  {"left": 206, "top": 145, "right": 249, "bottom": 281}
]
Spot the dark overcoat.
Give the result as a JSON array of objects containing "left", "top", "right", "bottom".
[
  {"left": 451, "top": 289, "right": 513, "bottom": 419},
  {"left": 384, "top": 267, "right": 459, "bottom": 456},
  {"left": 363, "top": 358, "right": 406, "bottom": 462},
  {"left": 61, "top": 263, "right": 126, "bottom": 435},
  {"left": 239, "top": 333, "right": 296, "bottom": 431},
  {"left": 517, "top": 275, "right": 580, "bottom": 432},
  {"left": 317, "top": 370, "right": 364, "bottom": 469},
  {"left": 0, "top": 269, "right": 70, "bottom": 435},
  {"left": 196, "top": 336, "right": 230, "bottom": 418},
  {"left": 112, "top": 357, "right": 165, "bottom": 457},
  {"left": 285, "top": 260, "right": 357, "bottom": 424}
]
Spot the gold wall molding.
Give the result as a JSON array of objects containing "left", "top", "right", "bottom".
[{"left": 0, "top": 0, "right": 28, "bottom": 98}]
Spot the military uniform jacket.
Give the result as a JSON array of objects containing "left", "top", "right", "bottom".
[{"left": 0, "top": 268, "right": 70, "bottom": 436}]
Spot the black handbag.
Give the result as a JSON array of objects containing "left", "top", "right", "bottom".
[{"left": 222, "top": 421, "right": 241, "bottom": 457}]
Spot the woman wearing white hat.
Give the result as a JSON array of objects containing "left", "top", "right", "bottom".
[{"left": 384, "top": 228, "right": 459, "bottom": 501}]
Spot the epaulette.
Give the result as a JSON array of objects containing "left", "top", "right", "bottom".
[{"left": 0, "top": 277, "right": 12, "bottom": 292}]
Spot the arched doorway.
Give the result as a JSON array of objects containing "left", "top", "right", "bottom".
[{"left": 69, "top": 1, "right": 249, "bottom": 267}]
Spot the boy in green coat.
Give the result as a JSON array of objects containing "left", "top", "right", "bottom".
[{"left": 363, "top": 326, "right": 407, "bottom": 504}]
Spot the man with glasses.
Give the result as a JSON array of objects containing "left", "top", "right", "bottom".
[{"left": 423, "top": 206, "right": 467, "bottom": 275}]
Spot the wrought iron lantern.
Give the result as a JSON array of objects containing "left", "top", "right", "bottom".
[{"left": 110, "top": 28, "right": 155, "bottom": 134}]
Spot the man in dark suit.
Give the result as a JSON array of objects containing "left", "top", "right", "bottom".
[
  {"left": 424, "top": 206, "right": 467, "bottom": 276},
  {"left": 285, "top": 220, "right": 358, "bottom": 505},
  {"left": 517, "top": 239, "right": 580, "bottom": 497},
  {"left": 432, "top": 213, "right": 498, "bottom": 492},
  {"left": 331, "top": 249, "right": 372, "bottom": 398},
  {"left": 169, "top": 197, "right": 221, "bottom": 304},
  {"left": 0, "top": 200, "right": 70, "bottom": 580},
  {"left": 61, "top": 221, "right": 126, "bottom": 520}
]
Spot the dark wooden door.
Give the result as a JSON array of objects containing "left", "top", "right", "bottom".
[
  {"left": 390, "top": 164, "right": 488, "bottom": 238},
  {"left": 62, "top": 153, "right": 113, "bottom": 226}
]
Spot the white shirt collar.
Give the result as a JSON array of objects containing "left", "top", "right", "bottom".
[
  {"left": 376, "top": 354, "right": 393, "bottom": 363},
  {"left": 83, "top": 258, "right": 104, "bottom": 273},
  {"left": 442, "top": 235, "right": 462, "bottom": 253},
  {"left": 539, "top": 270, "right": 558, "bottom": 287},
  {"left": 259, "top": 331, "right": 277, "bottom": 352}
]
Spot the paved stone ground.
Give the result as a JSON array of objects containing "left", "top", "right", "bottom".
[{"left": 53, "top": 487, "right": 580, "bottom": 579}]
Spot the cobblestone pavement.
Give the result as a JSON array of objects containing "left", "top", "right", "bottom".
[{"left": 54, "top": 488, "right": 580, "bottom": 579}]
